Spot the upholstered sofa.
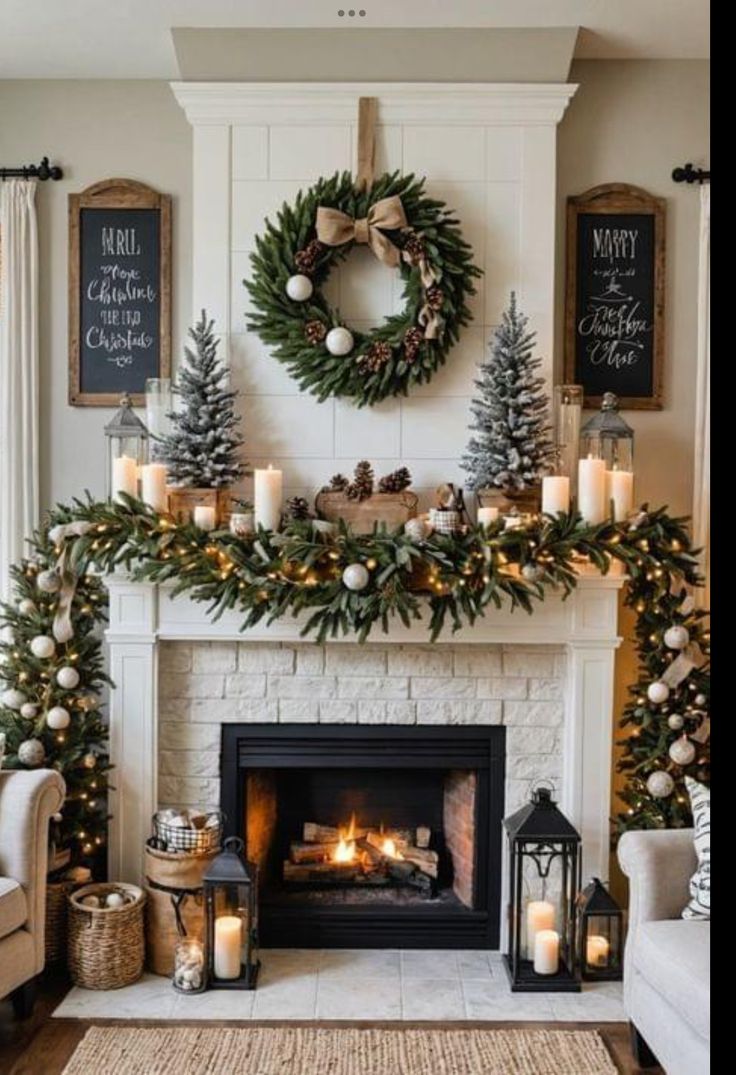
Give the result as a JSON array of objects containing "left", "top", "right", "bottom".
[
  {"left": 0, "top": 768, "right": 65, "bottom": 1016},
  {"left": 618, "top": 829, "right": 710, "bottom": 1075}
]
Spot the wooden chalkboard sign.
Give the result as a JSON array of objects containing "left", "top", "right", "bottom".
[
  {"left": 69, "top": 178, "right": 171, "bottom": 406},
  {"left": 565, "top": 184, "right": 665, "bottom": 410}
]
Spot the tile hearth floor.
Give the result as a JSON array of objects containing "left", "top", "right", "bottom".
[{"left": 53, "top": 950, "right": 625, "bottom": 1023}]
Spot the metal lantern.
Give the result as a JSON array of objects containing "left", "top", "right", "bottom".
[
  {"left": 503, "top": 785, "right": 581, "bottom": 992},
  {"left": 580, "top": 391, "right": 634, "bottom": 472},
  {"left": 104, "top": 393, "right": 149, "bottom": 500},
  {"left": 202, "top": 836, "right": 259, "bottom": 990},
  {"left": 576, "top": 877, "right": 623, "bottom": 981}
]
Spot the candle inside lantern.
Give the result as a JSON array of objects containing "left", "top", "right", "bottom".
[
  {"left": 214, "top": 915, "right": 242, "bottom": 980},
  {"left": 533, "top": 929, "right": 560, "bottom": 975},
  {"left": 605, "top": 467, "right": 634, "bottom": 522},
  {"left": 111, "top": 455, "right": 138, "bottom": 502},
  {"left": 140, "top": 463, "right": 168, "bottom": 512},
  {"left": 193, "top": 506, "right": 216, "bottom": 531},
  {"left": 477, "top": 506, "right": 499, "bottom": 528},
  {"left": 578, "top": 455, "right": 607, "bottom": 524},
  {"left": 527, "top": 899, "right": 556, "bottom": 950},
  {"left": 254, "top": 465, "right": 283, "bottom": 532},
  {"left": 541, "top": 475, "right": 570, "bottom": 517},
  {"left": 586, "top": 934, "right": 610, "bottom": 967}
]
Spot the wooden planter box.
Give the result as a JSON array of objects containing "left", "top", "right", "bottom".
[
  {"left": 166, "top": 487, "right": 232, "bottom": 526},
  {"left": 476, "top": 485, "right": 541, "bottom": 515},
  {"left": 315, "top": 490, "right": 419, "bottom": 535}
]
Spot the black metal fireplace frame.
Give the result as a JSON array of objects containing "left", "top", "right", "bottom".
[{"left": 221, "top": 723, "right": 505, "bottom": 950}]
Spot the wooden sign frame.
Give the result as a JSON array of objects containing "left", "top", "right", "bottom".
[
  {"left": 68, "top": 178, "right": 171, "bottom": 406},
  {"left": 564, "top": 183, "right": 666, "bottom": 411}
]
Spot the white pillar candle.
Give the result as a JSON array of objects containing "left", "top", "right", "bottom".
[
  {"left": 541, "top": 476, "right": 570, "bottom": 517},
  {"left": 586, "top": 934, "right": 610, "bottom": 967},
  {"left": 112, "top": 455, "right": 138, "bottom": 502},
  {"left": 527, "top": 899, "right": 556, "bottom": 948},
  {"left": 140, "top": 463, "right": 168, "bottom": 512},
  {"left": 254, "top": 465, "right": 283, "bottom": 531},
  {"left": 578, "top": 455, "right": 607, "bottom": 524},
  {"left": 193, "top": 506, "right": 216, "bottom": 531},
  {"left": 605, "top": 468, "right": 634, "bottom": 522},
  {"left": 214, "top": 915, "right": 242, "bottom": 980},
  {"left": 533, "top": 929, "right": 560, "bottom": 975},
  {"left": 477, "top": 506, "right": 499, "bottom": 528}
]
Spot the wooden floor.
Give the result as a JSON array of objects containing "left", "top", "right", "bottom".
[{"left": 1, "top": 970, "right": 663, "bottom": 1075}]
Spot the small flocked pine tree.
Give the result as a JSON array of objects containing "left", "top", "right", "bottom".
[
  {"left": 462, "top": 293, "right": 553, "bottom": 493},
  {"left": 158, "top": 311, "right": 247, "bottom": 488}
]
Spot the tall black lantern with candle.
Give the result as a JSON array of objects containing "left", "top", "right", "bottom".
[
  {"left": 202, "top": 837, "right": 259, "bottom": 990},
  {"left": 576, "top": 877, "right": 623, "bottom": 981},
  {"left": 503, "top": 785, "right": 581, "bottom": 992}
]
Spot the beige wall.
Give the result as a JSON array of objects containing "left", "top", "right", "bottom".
[
  {"left": 558, "top": 60, "right": 710, "bottom": 517},
  {"left": 0, "top": 81, "right": 191, "bottom": 510}
]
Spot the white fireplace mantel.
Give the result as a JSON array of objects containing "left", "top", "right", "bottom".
[{"left": 105, "top": 571, "right": 624, "bottom": 890}]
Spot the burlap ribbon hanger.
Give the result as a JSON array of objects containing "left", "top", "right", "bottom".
[{"left": 47, "top": 520, "right": 94, "bottom": 643}]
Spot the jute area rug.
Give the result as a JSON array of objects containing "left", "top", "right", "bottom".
[{"left": 62, "top": 1026, "right": 617, "bottom": 1074}]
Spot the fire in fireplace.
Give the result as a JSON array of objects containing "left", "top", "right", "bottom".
[{"left": 221, "top": 724, "right": 505, "bottom": 949}]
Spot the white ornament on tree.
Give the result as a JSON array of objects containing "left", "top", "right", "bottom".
[
  {"left": 82, "top": 753, "right": 97, "bottom": 769},
  {"left": 285, "top": 274, "right": 314, "bottom": 302},
  {"left": 18, "top": 739, "right": 45, "bottom": 767},
  {"left": 20, "top": 703, "right": 39, "bottom": 719},
  {"left": 646, "top": 770, "right": 675, "bottom": 798},
  {"left": 1, "top": 688, "right": 27, "bottom": 710},
  {"left": 47, "top": 706, "right": 71, "bottom": 730},
  {"left": 30, "top": 635, "right": 56, "bottom": 659},
  {"left": 647, "top": 681, "right": 670, "bottom": 705},
  {"left": 667, "top": 714, "right": 685, "bottom": 731},
  {"left": 18, "top": 598, "right": 37, "bottom": 615},
  {"left": 342, "top": 563, "right": 370, "bottom": 591},
  {"left": 56, "top": 666, "right": 81, "bottom": 690},
  {"left": 36, "top": 569, "right": 61, "bottom": 594},
  {"left": 325, "top": 326, "right": 354, "bottom": 356},
  {"left": 668, "top": 735, "right": 696, "bottom": 766},
  {"left": 664, "top": 625, "right": 690, "bottom": 650},
  {"left": 695, "top": 693, "right": 706, "bottom": 706}
]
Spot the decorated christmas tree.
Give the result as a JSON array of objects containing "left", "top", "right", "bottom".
[
  {"left": 462, "top": 293, "right": 553, "bottom": 493},
  {"left": 158, "top": 311, "right": 247, "bottom": 488}
]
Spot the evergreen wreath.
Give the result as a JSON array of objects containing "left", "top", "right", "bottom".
[{"left": 245, "top": 171, "right": 482, "bottom": 407}]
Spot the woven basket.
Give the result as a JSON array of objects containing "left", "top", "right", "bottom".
[
  {"left": 45, "top": 880, "right": 74, "bottom": 963},
  {"left": 67, "top": 883, "right": 146, "bottom": 990}
]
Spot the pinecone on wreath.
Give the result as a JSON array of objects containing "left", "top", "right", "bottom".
[
  {"left": 378, "top": 467, "right": 412, "bottom": 493},
  {"left": 358, "top": 341, "right": 392, "bottom": 374},
  {"left": 305, "top": 320, "right": 327, "bottom": 345},
  {"left": 403, "top": 233, "right": 425, "bottom": 265},
  {"left": 294, "top": 238, "right": 324, "bottom": 275},
  {"left": 426, "top": 286, "right": 444, "bottom": 310},
  {"left": 403, "top": 326, "right": 423, "bottom": 363},
  {"left": 346, "top": 460, "right": 374, "bottom": 501}
]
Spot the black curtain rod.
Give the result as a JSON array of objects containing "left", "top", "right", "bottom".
[
  {"left": 672, "top": 162, "right": 710, "bottom": 185},
  {"left": 0, "top": 157, "right": 63, "bottom": 182}
]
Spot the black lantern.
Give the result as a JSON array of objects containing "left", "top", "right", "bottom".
[
  {"left": 202, "top": 837, "right": 259, "bottom": 990},
  {"left": 503, "top": 785, "right": 581, "bottom": 992},
  {"left": 576, "top": 877, "right": 623, "bottom": 981}
]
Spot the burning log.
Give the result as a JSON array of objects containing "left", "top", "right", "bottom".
[
  {"left": 303, "top": 822, "right": 366, "bottom": 843},
  {"left": 415, "top": 825, "right": 431, "bottom": 849},
  {"left": 289, "top": 841, "right": 334, "bottom": 864},
  {"left": 364, "top": 832, "right": 439, "bottom": 878},
  {"left": 401, "top": 846, "right": 439, "bottom": 879},
  {"left": 283, "top": 860, "right": 361, "bottom": 883}
]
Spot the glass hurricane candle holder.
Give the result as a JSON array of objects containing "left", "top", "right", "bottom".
[
  {"left": 145, "top": 378, "right": 172, "bottom": 461},
  {"left": 173, "top": 937, "right": 206, "bottom": 994},
  {"left": 554, "top": 385, "right": 583, "bottom": 495}
]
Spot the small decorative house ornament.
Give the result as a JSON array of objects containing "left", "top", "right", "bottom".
[
  {"left": 503, "top": 784, "right": 581, "bottom": 992},
  {"left": 575, "top": 877, "right": 623, "bottom": 981},
  {"left": 202, "top": 837, "right": 259, "bottom": 990}
]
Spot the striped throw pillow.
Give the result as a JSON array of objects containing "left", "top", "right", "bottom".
[{"left": 682, "top": 776, "right": 710, "bottom": 920}]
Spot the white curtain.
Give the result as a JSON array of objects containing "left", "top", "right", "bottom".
[
  {"left": 0, "top": 179, "right": 39, "bottom": 602},
  {"left": 692, "top": 184, "right": 710, "bottom": 607}
]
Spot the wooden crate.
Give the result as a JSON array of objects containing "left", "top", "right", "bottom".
[
  {"left": 315, "top": 491, "right": 418, "bottom": 535},
  {"left": 475, "top": 485, "right": 541, "bottom": 515},
  {"left": 166, "top": 486, "right": 232, "bottom": 526}
]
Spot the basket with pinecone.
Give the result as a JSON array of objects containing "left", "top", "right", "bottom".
[{"left": 315, "top": 462, "right": 417, "bottom": 535}]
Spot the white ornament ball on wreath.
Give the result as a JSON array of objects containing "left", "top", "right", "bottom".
[
  {"left": 342, "top": 563, "right": 370, "bottom": 592},
  {"left": 404, "top": 517, "right": 431, "bottom": 543},
  {"left": 326, "top": 326, "right": 354, "bottom": 356},
  {"left": 668, "top": 714, "right": 685, "bottom": 731},
  {"left": 646, "top": 770, "right": 675, "bottom": 799},
  {"left": 30, "top": 634, "right": 56, "bottom": 659},
  {"left": 18, "top": 738, "right": 45, "bottom": 767},
  {"left": 647, "top": 681, "right": 670, "bottom": 705},
  {"left": 2, "top": 688, "right": 27, "bottom": 710},
  {"left": 285, "top": 274, "right": 314, "bottom": 302},
  {"left": 82, "top": 753, "right": 97, "bottom": 770},
  {"left": 20, "top": 702, "right": 39, "bottom": 719},
  {"left": 47, "top": 706, "right": 71, "bottom": 730},
  {"left": 37, "top": 569, "right": 61, "bottom": 594},
  {"left": 669, "top": 735, "right": 696, "bottom": 766},
  {"left": 56, "top": 666, "right": 80, "bottom": 690},
  {"left": 18, "top": 598, "right": 37, "bottom": 615},
  {"left": 664, "top": 625, "right": 690, "bottom": 651},
  {"left": 521, "top": 563, "right": 544, "bottom": 583}
]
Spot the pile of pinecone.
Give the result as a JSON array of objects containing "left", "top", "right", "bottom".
[{"left": 321, "top": 462, "right": 412, "bottom": 502}]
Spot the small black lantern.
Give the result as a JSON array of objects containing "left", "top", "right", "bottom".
[
  {"left": 576, "top": 877, "right": 624, "bottom": 981},
  {"left": 202, "top": 836, "right": 259, "bottom": 990},
  {"left": 503, "top": 785, "right": 581, "bottom": 992}
]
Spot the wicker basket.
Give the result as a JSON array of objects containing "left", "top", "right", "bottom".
[
  {"left": 67, "top": 883, "right": 146, "bottom": 990},
  {"left": 45, "top": 880, "right": 74, "bottom": 963},
  {"left": 152, "top": 810, "right": 223, "bottom": 854}
]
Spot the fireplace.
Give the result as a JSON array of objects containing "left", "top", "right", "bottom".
[{"left": 221, "top": 724, "right": 505, "bottom": 949}]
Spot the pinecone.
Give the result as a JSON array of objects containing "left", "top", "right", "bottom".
[
  {"left": 321, "top": 473, "right": 350, "bottom": 493},
  {"left": 403, "top": 326, "right": 424, "bottom": 363},
  {"left": 403, "top": 233, "right": 425, "bottom": 265},
  {"left": 285, "top": 496, "right": 312, "bottom": 521},
  {"left": 378, "top": 466, "right": 412, "bottom": 493},
  {"left": 346, "top": 460, "right": 374, "bottom": 501},
  {"left": 358, "top": 341, "right": 392, "bottom": 374},
  {"left": 426, "top": 285, "right": 444, "bottom": 311},
  {"left": 305, "top": 319, "right": 327, "bottom": 345},
  {"left": 294, "top": 238, "right": 324, "bottom": 275}
]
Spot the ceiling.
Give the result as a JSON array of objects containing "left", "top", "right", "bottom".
[{"left": 0, "top": 1, "right": 710, "bottom": 79}]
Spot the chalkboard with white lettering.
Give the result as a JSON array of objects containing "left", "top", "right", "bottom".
[
  {"left": 69, "top": 179, "right": 171, "bottom": 406},
  {"left": 565, "top": 184, "right": 665, "bottom": 411}
]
